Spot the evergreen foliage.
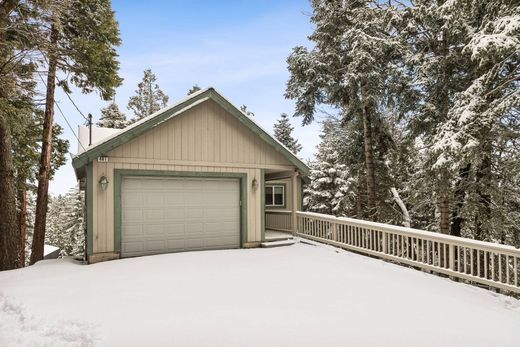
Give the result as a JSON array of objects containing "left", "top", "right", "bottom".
[
  {"left": 273, "top": 113, "right": 302, "bottom": 154},
  {"left": 44, "top": 187, "right": 85, "bottom": 258},
  {"left": 97, "top": 102, "right": 127, "bottom": 129},
  {"left": 289, "top": 0, "right": 520, "bottom": 248},
  {"left": 31, "top": 0, "right": 122, "bottom": 265},
  {"left": 187, "top": 84, "right": 201, "bottom": 95},
  {"left": 305, "top": 119, "right": 352, "bottom": 216},
  {"left": 240, "top": 105, "right": 255, "bottom": 117},
  {"left": 127, "top": 69, "right": 169, "bottom": 123}
]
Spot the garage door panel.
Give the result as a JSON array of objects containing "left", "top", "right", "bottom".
[
  {"left": 205, "top": 236, "right": 238, "bottom": 248},
  {"left": 123, "top": 192, "right": 143, "bottom": 206},
  {"left": 164, "top": 194, "right": 185, "bottom": 205},
  {"left": 142, "top": 223, "right": 165, "bottom": 236},
  {"left": 165, "top": 223, "right": 185, "bottom": 235},
  {"left": 185, "top": 192, "right": 206, "bottom": 206},
  {"left": 163, "top": 209, "right": 185, "bottom": 221},
  {"left": 205, "top": 191, "right": 237, "bottom": 204},
  {"left": 146, "top": 240, "right": 166, "bottom": 252},
  {"left": 121, "top": 176, "right": 240, "bottom": 257},
  {"left": 123, "top": 179, "right": 144, "bottom": 190},
  {"left": 185, "top": 222, "right": 204, "bottom": 233},
  {"left": 142, "top": 209, "right": 164, "bottom": 221},
  {"left": 205, "top": 207, "right": 237, "bottom": 219},
  {"left": 122, "top": 241, "right": 144, "bottom": 254},
  {"left": 123, "top": 224, "right": 143, "bottom": 237},
  {"left": 186, "top": 208, "right": 204, "bottom": 219},
  {"left": 182, "top": 180, "right": 204, "bottom": 190},
  {"left": 186, "top": 238, "right": 204, "bottom": 249},
  {"left": 143, "top": 192, "right": 165, "bottom": 205},
  {"left": 167, "top": 239, "right": 186, "bottom": 250},
  {"left": 205, "top": 221, "right": 236, "bottom": 233}
]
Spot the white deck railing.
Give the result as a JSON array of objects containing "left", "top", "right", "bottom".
[
  {"left": 266, "top": 210, "right": 293, "bottom": 232},
  {"left": 297, "top": 211, "right": 520, "bottom": 294}
]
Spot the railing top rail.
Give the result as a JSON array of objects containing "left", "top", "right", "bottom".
[
  {"left": 297, "top": 211, "right": 520, "bottom": 255},
  {"left": 266, "top": 210, "right": 292, "bottom": 214}
]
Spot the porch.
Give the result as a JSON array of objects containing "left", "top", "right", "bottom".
[{"left": 263, "top": 169, "right": 303, "bottom": 237}]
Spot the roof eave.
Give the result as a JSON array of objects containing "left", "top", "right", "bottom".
[{"left": 72, "top": 87, "right": 310, "bottom": 176}]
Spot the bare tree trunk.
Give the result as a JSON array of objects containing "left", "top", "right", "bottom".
[
  {"left": 391, "top": 187, "right": 411, "bottom": 227},
  {"left": 0, "top": 1, "right": 21, "bottom": 271},
  {"left": 360, "top": 83, "right": 377, "bottom": 220},
  {"left": 30, "top": 24, "right": 58, "bottom": 265},
  {"left": 17, "top": 182, "right": 27, "bottom": 267}
]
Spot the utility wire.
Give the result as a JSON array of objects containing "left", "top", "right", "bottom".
[
  {"left": 36, "top": 72, "right": 87, "bottom": 153},
  {"left": 59, "top": 78, "right": 89, "bottom": 122},
  {"left": 18, "top": 12, "right": 89, "bottom": 122}
]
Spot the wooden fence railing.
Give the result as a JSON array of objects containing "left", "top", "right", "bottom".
[
  {"left": 297, "top": 211, "right": 520, "bottom": 294},
  {"left": 266, "top": 210, "right": 293, "bottom": 232}
]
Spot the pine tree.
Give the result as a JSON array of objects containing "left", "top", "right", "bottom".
[
  {"left": 426, "top": 1, "right": 520, "bottom": 242},
  {"left": 127, "top": 69, "right": 169, "bottom": 123},
  {"left": 273, "top": 113, "right": 302, "bottom": 154},
  {"left": 286, "top": 0, "right": 401, "bottom": 220},
  {"left": 12, "top": 110, "right": 68, "bottom": 265},
  {"left": 240, "top": 105, "right": 254, "bottom": 117},
  {"left": 45, "top": 187, "right": 85, "bottom": 258},
  {"left": 31, "top": 0, "right": 122, "bottom": 265},
  {"left": 97, "top": 102, "right": 127, "bottom": 129},
  {"left": 187, "top": 84, "right": 201, "bottom": 95},
  {"left": 305, "top": 119, "right": 352, "bottom": 216},
  {"left": 0, "top": 0, "right": 40, "bottom": 270}
]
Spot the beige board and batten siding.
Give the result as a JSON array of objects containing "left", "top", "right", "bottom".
[
  {"left": 265, "top": 177, "right": 303, "bottom": 232},
  {"left": 90, "top": 100, "right": 296, "bottom": 254}
]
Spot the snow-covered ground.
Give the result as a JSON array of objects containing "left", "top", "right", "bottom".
[{"left": 1, "top": 240, "right": 519, "bottom": 346}]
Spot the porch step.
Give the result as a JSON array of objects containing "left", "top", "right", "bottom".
[{"left": 260, "top": 239, "right": 296, "bottom": 248}]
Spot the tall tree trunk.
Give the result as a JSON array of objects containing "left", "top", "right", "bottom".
[
  {"left": 0, "top": 0, "right": 21, "bottom": 271},
  {"left": 436, "top": 29, "right": 451, "bottom": 236},
  {"left": 356, "top": 171, "right": 364, "bottom": 219},
  {"left": 0, "top": 118, "right": 20, "bottom": 270},
  {"left": 360, "top": 87, "right": 377, "bottom": 219},
  {"left": 30, "top": 24, "right": 58, "bottom": 265},
  {"left": 439, "top": 192, "right": 450, "bottom": 234},
  {"left": 451, "top": 164, "right": 471, "bottom": 237},
  {"left": 17, "top": 184, "right": 27, "bottom": 267},
  {"left": 475, "top": 145, "right": 492, "bottom": 242}
]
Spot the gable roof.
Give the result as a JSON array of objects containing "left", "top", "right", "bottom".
[{"left": 72, "top": 87, "right": 309, "bottom": 176}]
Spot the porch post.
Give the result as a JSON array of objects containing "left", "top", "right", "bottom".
[{"left": 292, "top": 170, "right": 298, "bottom": 234}]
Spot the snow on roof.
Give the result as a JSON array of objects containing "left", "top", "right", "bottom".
[
  {"left": 74, "top": 86, "right": 211, "bottom": 156},
  {"left": 72, "top": 87, "right": 309, "bottom": 174},
  {"left": 77, "top": 126, "right": 122, "bottom": 154}
]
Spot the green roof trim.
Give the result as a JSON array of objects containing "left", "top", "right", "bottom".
[{"left": 72, "top": 87, "right": 309, "bottom": 175}]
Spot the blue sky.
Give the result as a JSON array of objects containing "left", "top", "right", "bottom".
[{"left": 50, "top": 0, "right": 323, "bottom": 195}]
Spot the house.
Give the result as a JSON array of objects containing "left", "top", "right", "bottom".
[{"left": 72, "top": 87, "right": 309, "bottom": 263}]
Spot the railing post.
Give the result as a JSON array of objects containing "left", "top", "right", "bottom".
[
  {"left": 333, "top": 223, "right": 338, "bottom": 241},
  {"left": 449, "top": 244, "right": 455, "bottom": 274},
  {"left": 291, "top": 172, "right": 298, "bottom": 235},
  {"left": 382, "top": 231, "right": 387, "bottom": 254}
]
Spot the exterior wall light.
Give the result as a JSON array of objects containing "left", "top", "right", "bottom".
[
  {"left": 99, "top": 176, "right": 109, "bottom": 191},
  {"left": 252, "top": 178, "right": 259, "bottom": 191}
]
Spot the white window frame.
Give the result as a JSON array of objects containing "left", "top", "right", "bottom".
[{"left": 265, "top": 185, "right": 285, "bottom": 207}]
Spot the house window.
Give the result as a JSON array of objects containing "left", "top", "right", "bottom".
[{"left": 265, "top": 185, "right": 285, "bottom": 207}]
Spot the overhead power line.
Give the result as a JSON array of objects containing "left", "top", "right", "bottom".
[{"left": 36, "top": 72, "right": 87, "bottom": 153}]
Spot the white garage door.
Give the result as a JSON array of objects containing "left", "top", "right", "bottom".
[{"left": 121, "top": 176, "right": 240, "bottom": 257}]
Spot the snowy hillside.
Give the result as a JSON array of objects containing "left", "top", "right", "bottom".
[{"left": 1, "top": 241, "right": 519, "bottom": 346}]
